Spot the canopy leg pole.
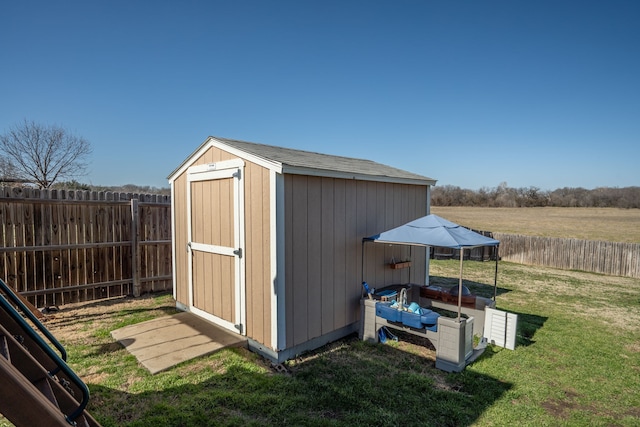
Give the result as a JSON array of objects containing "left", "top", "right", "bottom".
[
  {"left": 425, "top": 245, "right": 430, "bottom": 287},
  {"left": 494, "top": 245, "right": 499, "bottom": 302},
  {"left": 361, "top": 240, "right": 366, "bottom": 298},
  {"left": 408, "top": 245, "right": 412, "bottom": 285},
  {"left": 458, "top": 248, "right": 463, "bottom": 321}
]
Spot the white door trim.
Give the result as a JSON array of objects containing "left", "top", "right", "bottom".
[{"left": 186, "top": 159, "right": 246, "bottom": 335}]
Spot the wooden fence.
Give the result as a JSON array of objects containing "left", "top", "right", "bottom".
[
  {"left": 431, "top": 230, "right": 499, "bottom": 261},
  {"left": 3, "top": 185, "right": 637, "bottom": 307},
  {"left": 430, "top": 228, "right": 639, "bottom": 278},
  {"left": 0, "top": 187, "right": 172, "bottom": 307},
  {"left": 493, "top": 232, "right": 640, "bottom": 278}
]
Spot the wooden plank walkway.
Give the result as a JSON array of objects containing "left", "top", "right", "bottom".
[{"left": 111, "top": 312, "right": 247, "bottom": 374}]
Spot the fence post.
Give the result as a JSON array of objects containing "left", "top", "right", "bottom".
[{"left": 131, "top": 199, "right": 141, "bottom": 297}]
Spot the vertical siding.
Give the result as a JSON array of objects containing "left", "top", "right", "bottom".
[
  {"left": 284, "top": 174, "right": 295, "bottom": 345},
  {"left": 172, "top": 145, "right": 272, "bottom": 347},
  {"left": 172, "top": 172, "right": 189, "bottom": 305},
  {"left": 291, "top": 176, "right": 309, "bottom": 345},
  {"left": 244, "top": 161, "right": 271, "bottom": 347},
  {"left": 306, "top": 176, "right": 323, "bottom": 339},
  {"left": 321, "top": 179, "right": 335, "bottom": 334},
  {"left": 331, "top": 179, "right": 347, "bottom": 328},
  {"left": 344, "top": 180, "right": 359, "bottom": 325},
  {"left": 284, "top": 175, "right": 428, "bottom": 348}
]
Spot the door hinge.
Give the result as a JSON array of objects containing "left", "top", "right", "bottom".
[
  {"left": 233, "top": 248, "right": 243, "bottom": 258},
  {"left": 234, "top": 324, "right": 243, "bottom": 334}
]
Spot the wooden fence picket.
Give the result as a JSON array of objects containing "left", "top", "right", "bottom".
[
  {"left": 493, "top": 232, "right": 640, "bottom": 278},
  {"left": 0, "top": 187, "right": 172, "bottom": 306}
]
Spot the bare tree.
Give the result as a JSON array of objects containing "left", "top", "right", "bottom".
[
  {"left": 0, "top": 155, "right": 20, "bottom": 183},
  {"left": 0, "top": 120, "right": 92, "bottom": 188}
]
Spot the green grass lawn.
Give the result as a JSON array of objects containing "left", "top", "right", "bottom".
[{"left": 3, "top": 260, "right": 639, "bottom": 427}]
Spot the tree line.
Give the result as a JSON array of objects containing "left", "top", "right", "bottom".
[
  {"left": 2, "top": 121, "right": 637, "bottom": 206},
  {"left": 44, "top": 182, "right": 640, "bottom": 207},
  {"left": 431, "top": 183, "right": 640, "bottom": 208},
  {"left": 50, "top": 180, "right": 171, "bottom": 196}
]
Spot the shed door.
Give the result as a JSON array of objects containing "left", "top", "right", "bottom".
[{"left": 186, "top": 159, "right": 246, "bottom": 335}]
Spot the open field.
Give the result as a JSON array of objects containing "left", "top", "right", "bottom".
[
  {"left": 2, "top": 259, "right": 639, "bottom": 426},
  {"left": 431, "top": 207, "right": 640, "bottom": 243}
]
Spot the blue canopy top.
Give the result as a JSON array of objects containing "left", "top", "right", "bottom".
[{"left": 364, "top": 214, "right": 499, "bottom": 249}]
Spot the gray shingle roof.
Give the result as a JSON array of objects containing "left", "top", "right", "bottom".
[
  {"left": 169, "top": 136, "right": 436, "bottom": 185},
  {"left": 214, "top": 137, "right": 435, "bottom": 185}
]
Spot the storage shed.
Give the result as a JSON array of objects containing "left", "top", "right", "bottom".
[{"left": 168, "top": 136, "right": 436, "bottom": 362}]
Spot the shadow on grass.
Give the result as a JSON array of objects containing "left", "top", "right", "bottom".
[
  {"left": 428, "top": 275, "right": 511, "bottom": 299},
  {"left": 428, "top": 276, "right": 549, "bottom": 348},
  {"left": 512, "top": 310, "right": 548, "bottom": 347},
  {"left": 52, "top": 292, "right": 172, "bottom": 312},
  {"left": 86, "top": 336, "right": 512, "bottom": 427}
]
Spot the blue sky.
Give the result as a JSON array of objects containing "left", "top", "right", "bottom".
[{"left": 2, "top": 1, "right": 638, "bottom": 190}]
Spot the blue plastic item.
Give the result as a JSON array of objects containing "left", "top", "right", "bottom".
[
  {"left": 407, "top": 302, "right": 421, "bottom": 314},
  {"left": 376, "top": 302, "right": 402, "bottom": 322},
  {"left": 382, "top": 327, "right": 398, "bottom": 342},
  {"left": 377, "top": 289, "right": 398, "bottom": 298},
  {"left": 378, "top": 327, "right": 387, "bottom": 343},
  {"left": 420, "top": 309, "right": 441, "bottom": 326},
  {"left": 362, "top": 282, "right": 372, "bottom": 294},
  {"left": 401, "top": 310, "right": 424, "bottom": 328}
]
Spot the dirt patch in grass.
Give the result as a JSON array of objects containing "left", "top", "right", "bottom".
[
  {"left": 41, "top": 293, "right": 177, "bottom": 344},
  {"left": 541, "top": 388, "right": 581, "bottom": 419},
  {"left": 626, "top": 342, "right": 640, "bottom": 354}
]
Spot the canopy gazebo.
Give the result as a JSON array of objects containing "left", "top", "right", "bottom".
[{"left": 363, "top": 214, "right": 500, "bottom": 320}]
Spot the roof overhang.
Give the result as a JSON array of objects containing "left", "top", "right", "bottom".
[
  {"left": 167, "top": 137, "right": 283, "bottom": 182},
  {"left": 282, "top": 165, "right": 436, "bottom": 186}
]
